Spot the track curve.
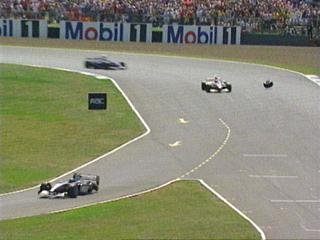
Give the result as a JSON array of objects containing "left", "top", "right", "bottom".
[{"left": 1, "top": 46, "right": 319, "bottom": 240}]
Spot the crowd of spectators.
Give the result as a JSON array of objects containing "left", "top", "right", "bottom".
[{"left": 1, "top": 0, "right": 319, "bottom": 34}]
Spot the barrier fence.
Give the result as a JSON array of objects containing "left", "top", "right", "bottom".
[{"left": 0, "top": 19, "right": 241, "bottom": 45}]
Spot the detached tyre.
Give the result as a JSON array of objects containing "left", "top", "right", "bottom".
[{"left": 263, "top": 82, "right": 273, "bottom": 88}]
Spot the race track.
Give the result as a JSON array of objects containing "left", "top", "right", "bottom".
[{"left": 1, "top": 46, "right": 319, "bottom": 240}]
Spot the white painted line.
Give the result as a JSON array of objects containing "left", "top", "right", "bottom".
[
  {"left": 306, "top": 75, "right": 318, "bottom": 78},
  {"left": 79, "top": 71, "right": 96, "bottom": 76},
  {"left": 306, "top": 75, "right": 320, "bottom": 86},
  {"left": 95, "top": 75, "right": 108, "bottom": 80},
  {"left": 249, "top": 175, "right": 298, "bottom": 179},
  {"left": 200, "top": 180, "right": 266, "bottom": 240},
  {"left": 180, "top": 118, "right": 231, "bottom": 178},
  {"left": 0, "top": 65, "right": 151, "bottom": 197},
  {"left": 243, "top": 154, "right": 287, "bottom": 158},
  {"left": 296, "top": 212, "right": 320, "bottom": 232},
  {"left": 169, "top": 141, "right": 182, "bottom": 147},
  {"left": 302, "top": 226, "right": 320, "bottom": 232},
  {"left": 271, "top": 199, "right": 320, "bottom": 203},
  {"left": 48, "top": 178, "right": 180, "bottom": 216},
  {"left": 27, "top": 178, "right": 265, "bottom": 240},
  {"left": 179, "top": 118, "right": 189, "bottom": 124}
]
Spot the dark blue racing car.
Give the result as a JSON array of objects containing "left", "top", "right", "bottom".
[{"left": 84, "top": 56, "right": 126, "bottom": 70}]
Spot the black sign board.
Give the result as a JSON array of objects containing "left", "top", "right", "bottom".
[{"left": 88, "top": 93, "right": 107, "bottom": 110}]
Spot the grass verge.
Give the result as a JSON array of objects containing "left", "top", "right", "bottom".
[
  {"left": 0, "top": 64, "right": 144, "bottom": 193},
  {"left": 1, "top": 38, "right": 319, "bottom": 75},
  {"left": 0, "top": 180, "right": 261, "bottom": 240}
]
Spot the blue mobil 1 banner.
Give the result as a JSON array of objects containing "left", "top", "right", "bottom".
[
  {"left": 163, "top": 25, "right": 241, "bottom": 45},
  {"left": 60, "top": 21, "right": 152, "bottom": 42},
  {"left": 0, "top": 19, "right": 47, "bottom": 38}
]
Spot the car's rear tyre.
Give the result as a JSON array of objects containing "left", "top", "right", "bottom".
[
  {"left": 201, "top": 82, "right": 206, "bottom": 91},
  {"left": 95, "top": 176, "right": 100, "bottom": 185},
  {"left": 68, "top": 185, "right": 79, "bottom": 198},
  {"left": 93, "top": 185, "right": 99, "bottom": 192},
  {"left": 227, "top": 84, "right": 232, "bottom": 92}
]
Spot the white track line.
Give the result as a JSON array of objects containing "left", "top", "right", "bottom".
[
  {"left": 296, "top": 212, "right": 320, "bottom": 232},
  {"left": 49, "top": 178, "right": 179, "bottom": 215},
  {"left": 0, "top": 65, "right": 151, "bottom": 197},
  {"left": 199, "top": 180, "right": 266, "bottom": 240},
  {"left": 249, "top": 175, "right": 298, "bottom": 179},
  {"left": 243, "top": 154, "right": 287, "bottom": 158},
  {"left": 306, "top": 75, "right": 320, "bottom": 86},
  {"left": 45, "top": 178, "right": 265, "bottom": 240},
  {"left": 180, "top": 118, "right": 231, "bottom": 178},
  {"left": 271, "top": 199, "right": 320, "bottom": 203},
  {"left": 0, "top": 57, "right": 267, "bottom": 239}
]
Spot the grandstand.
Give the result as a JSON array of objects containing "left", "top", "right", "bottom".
[{"left": 1, "top": 0, "right": 319, "bottom": 38}]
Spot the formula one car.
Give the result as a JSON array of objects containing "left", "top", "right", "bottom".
[
  {"left": 38, "top": 173, "right": 100, "bottom": 198},
  {"left": 201, "top": 76, "right": 232, "bottom": 93},
  {"left": 263, "top": 80, "right": 273, "bottom": 88},
  {"left": 84, "top": 56, "right": 126, "bottom": 70}
]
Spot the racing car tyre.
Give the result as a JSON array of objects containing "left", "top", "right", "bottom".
[
  {"left": 38, "top": 182, "right": 52, "bottom": 194},
  {"left": 227, "top": 84, "right": 232, "bottom": 92},
  {"left": 263, "top": 82, "right": 273, "bottom": 88},
  {"left": 93, "top": 185, "right": 99, "bottom": 192},
  {"left": 68, "top": 185, "right": 79, "bottom": 198},
  {"left": 96, "top": 175, "right": 100, "bottom": 185},
  {"left": 201, "top": 82, "right": 206, "bottom": 91}
]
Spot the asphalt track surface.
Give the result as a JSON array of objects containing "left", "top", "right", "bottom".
[{"left": 1, "top": 46, "right": 319, "bottom": 240}]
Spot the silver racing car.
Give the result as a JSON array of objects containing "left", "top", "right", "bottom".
[
  {"left": 38, "top": 173, "right": 99, "bottom": 198},
  {"left": 201, "top": 76, "right": 232, "bottom": 93}
]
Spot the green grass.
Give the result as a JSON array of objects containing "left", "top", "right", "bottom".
[
  {"left": 0, "top": 64, "right": 144, "bottom": 193},
  {"left": 0, "top": 181, "right": 261, "bottom": 240}
]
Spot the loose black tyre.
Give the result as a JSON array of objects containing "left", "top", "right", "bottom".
[
  {"left": 68, "top": 185, "right": 79, "bottom": 198},
  {"left": 263, "top": 82, "right": 273, "bottom": 88}
]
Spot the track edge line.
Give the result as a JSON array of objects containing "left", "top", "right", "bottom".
[
  {"left": 0, "top": 65, "right": 151, "bottom": 197},
  {"left": 199, "top": 179, "right": 267, "bottom": 240}
]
